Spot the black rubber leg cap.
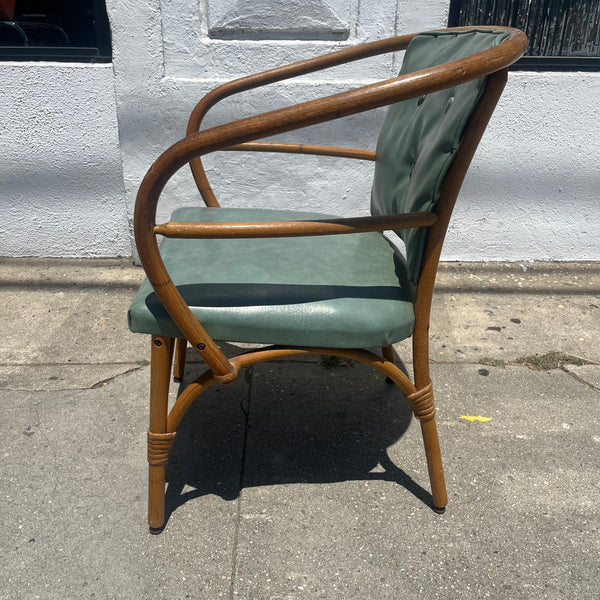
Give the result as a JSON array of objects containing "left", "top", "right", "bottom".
[
  {"left": 432, "top": 505, "right": 446, "bottom": 514},
  {"left": 149, "top": 526, "right": 165, "bottom": 535}
]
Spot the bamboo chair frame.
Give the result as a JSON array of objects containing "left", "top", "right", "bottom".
[{"left": 134, "top": 26, "right": 527, "bottom": 531}]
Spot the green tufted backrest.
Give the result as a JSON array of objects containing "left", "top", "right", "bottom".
[{"left": 371, "top": 29, "right": 510, "bottom": 283}]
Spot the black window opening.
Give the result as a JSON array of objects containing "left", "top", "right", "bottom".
[
  {"left": 0, "top": 0, "right": 111, "bottom": 62},
  {"left": 449, "top": 0, "right": 600, "bottom": 71}
]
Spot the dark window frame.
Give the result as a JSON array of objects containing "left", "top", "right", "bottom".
[
  {"left": 0, "top": 0, "right": 111, "bottom": 63},
  {"left": 448, "top": 0, "right": 600, "bottom": 71}
]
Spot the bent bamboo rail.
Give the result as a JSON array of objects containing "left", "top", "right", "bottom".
[
  {"left": 224, "top": 142, "right": 377, "bottom": 161},
  {"left": 166, "top": 346, "right": 418, "bottom": 433},
  {"left": 135, "top": 26, "right": 527, "bottom": 379},
  {"left": 153, "top": 212, "right": 438, "bottom": 239}
]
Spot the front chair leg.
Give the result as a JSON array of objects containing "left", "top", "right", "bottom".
[
  {"left": 405, "top": 382, "right": 448, "bottom": 512},
  {"left": 147, "top": 335, "right": 176, "bottom": 532}
]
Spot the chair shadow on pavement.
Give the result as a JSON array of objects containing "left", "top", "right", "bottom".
[{"left": 163, "top": 351, "right": 433, "bottom": 525}]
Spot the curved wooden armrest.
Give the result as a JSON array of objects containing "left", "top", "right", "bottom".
[
  {"left": 140, "top": 27, "right": 526, "bottom": 203},
  {"left": 153, "top": 212, "right": 438, "bottom": 239},
  {"left": 186, "top": 34, "right": 416, "bottom": 137},
  {"left": 223, "top": 142, "right": 377, "bottom": 161},
  {"left": 187, "top": 34, "right": 416, "bottom": 206},
  {"left": 186, "top": 26, "right": 525, "bottom": 206}
]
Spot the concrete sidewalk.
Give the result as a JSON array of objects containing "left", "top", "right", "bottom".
[{"left": 1, "top": 258, "right": 598, "bottom": 599}]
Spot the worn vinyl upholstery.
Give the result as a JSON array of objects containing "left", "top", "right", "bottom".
[
  {"left": 129, "top": 29, "right": 508, "bottom": 347},
  {"left": 128, "top": 207, "right": 416, "bottom": 347},
  {"left": 371, "top": 29, "right": 510, "bottom": 282}
]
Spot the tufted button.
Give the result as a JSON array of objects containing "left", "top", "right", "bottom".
[
  {"left": 445, "top": 96, "right": 455, "bottom": 113},
  {"left": 416, "top": 95, "right": 425, "bottom": 107}
]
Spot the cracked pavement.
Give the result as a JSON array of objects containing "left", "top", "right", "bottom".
[{"left": 0, "top": 258, "right": 598, "bottom": 599}]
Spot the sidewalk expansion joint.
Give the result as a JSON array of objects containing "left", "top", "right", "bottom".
[
  {"left": 479, "top": 351, "right": 598, "bottom": 370},
  {"left": 229, "top": 366, "right": 253, "bottom": 600},
  {"left": 0, "top": 361, "right": 145, "bottom": 367}
]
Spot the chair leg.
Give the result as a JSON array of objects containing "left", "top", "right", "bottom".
[
  {"left": 405, "top": 381, "right": 448, "bottom": 511},
  {"left": 420, "top": 416, "right": 447, "bottom": 511},
  {"left": 382, "top": 345, "right": 395, "bottom": 384},
  {"left": 173, "top": 338, "right": 187, "bottom": 382},
  {"left": 147, "top": 335, "right": 175, "bottom": 532},
  {"left": 382, "top": 345, "right": 395, "bottom": 364}
]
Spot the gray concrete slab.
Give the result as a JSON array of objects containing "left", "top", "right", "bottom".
[
  {"left": 0, "top": 258, "right": 147, "bottom": 390},
  {"left": 0, "top": 368, "right": 245, "bottom": 600},
  {"left": 0, "top": 258, "right": 599, "bottom": 600},
  {"left": 394, "top": 261, "right": 600, "bottom": 365},
  {"left": 233, "top": 362, "right": 599, "bottom": 600}
]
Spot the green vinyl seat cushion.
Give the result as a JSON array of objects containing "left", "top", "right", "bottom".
[{"left": 128, "top": 206, "right": 417, "bottom": 348}]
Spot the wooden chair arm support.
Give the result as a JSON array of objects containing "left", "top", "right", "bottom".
[
  {"left": 186, "top": 33, "right": 416, "bottom": 136},
  {"left": 223, "top": 142, "right": 377, "bottom": 161},
  {"left": 153, "top": 212, "right": 438, "bottom": 239},
  {"left": 185, "top": 26, "right": 525, "bottom": 205},
  {"left": 186, "top": 33, "right": 416, "bottom": 205}
]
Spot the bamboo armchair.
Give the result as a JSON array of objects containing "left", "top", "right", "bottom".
[{"left": 128, "top": 26, "right": 527, "bottom": 531}]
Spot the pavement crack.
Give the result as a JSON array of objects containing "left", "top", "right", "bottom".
[
  {"left": 479, "top": 351, "right": 599, "bottom": 371},
  {"left": 562, "top": 368, "right": 600, "bottom": 392},
  {"left": 90, "top": 365, "right": 145, "bottom": 389},
  {"left": 229, "top": 366, "right": 253, "bottom": 600}
]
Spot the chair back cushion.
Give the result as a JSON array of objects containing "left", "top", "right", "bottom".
[{"left": 371, "top": 29, "right": 509, "bottom": 283}]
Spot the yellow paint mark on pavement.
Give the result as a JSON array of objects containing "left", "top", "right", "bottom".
[{"left": 460, "top": 415, "right": 492, "bottom": 423}]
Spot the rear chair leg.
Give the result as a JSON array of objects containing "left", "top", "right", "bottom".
[
  {"left": 382, "top": 345, "right": 395, "bottom": 384},
  {"left": 147, "top": 335, "right": 175, "bottom": 532},
  {"left": 173, "top": 338, "right": 187, "bottom": 382},
  {"left": 405, "top": 382, "right": 448, "bottom": 512}
]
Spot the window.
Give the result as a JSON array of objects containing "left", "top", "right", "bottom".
[
  {"left": 449, "top": 0, "right": 600, "bottom": 70},
  {"left": 0, "top": 0, "right": 111, "bottom": 62}
]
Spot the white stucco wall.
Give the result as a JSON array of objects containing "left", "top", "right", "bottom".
[
  {"left": 445, "top": 71, "right": 600, "bottom": 260},
  {"left": 0, "top": 63, "right": 129, "bottom": 257},
  {"left": 107, "top": 0, "right": 599, "bottom": 262},
  {"left": 1, "top": 1, "right": 598, "bottom": 260}
]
